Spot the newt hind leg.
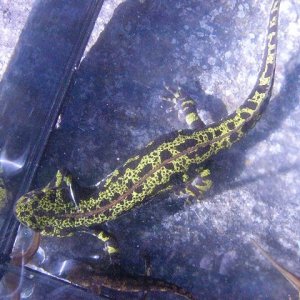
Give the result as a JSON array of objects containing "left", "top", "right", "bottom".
[
  {"left": 86, "top": 229, "right": 121, "bottom": 265},
  {"left": 176, "top": 168, "right": 213, "bottom": 203},
  {"left": 163, "top": 86, "right": 206, "bottom": 130}
]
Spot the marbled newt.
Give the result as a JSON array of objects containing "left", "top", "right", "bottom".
[
  {"left": 14, "top": 0, "right": 281, "bottom": 298},
  {"left": 0, "top": 167, "right": 7, "bottom": 212}
]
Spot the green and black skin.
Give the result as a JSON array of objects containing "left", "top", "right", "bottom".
[
  {"left": 15, "top": 0, "right": 280, "bottom": 298},
  {"left": 0, "top": 167, "right": 7, "bottom": 212},
  {"left": 67, "top": 266, "right": 197, "bottom": 300}
]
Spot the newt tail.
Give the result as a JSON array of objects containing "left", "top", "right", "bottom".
[{"left": 67, "top": 266, "right": 196, "bottom": 300}]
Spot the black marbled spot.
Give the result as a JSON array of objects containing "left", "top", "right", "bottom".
[
  {"left": 100, "top": 199, "right": 110, "bottom": 207},
  {"left": 156, "top": 172, "right": 162, "bottom": 182},
  {"left": 186, "top": 148, "right": 197, "bottom": 161},
  {"left": 160, "top": 149, "right": 173, "bottom": 161},
  {"left": 112, "top": 191, "right": 122, "bottom": 200},
  {"left": 39, "top": 190, "right": 45, "bottom": 197},
  {"left": 103, "top": 209, "right": 112, "bottom": 218},
  {"left": 243, "top": 101, "right": 257, "bottom": 111},
  {"left": 138, "top": 164, "right": 152, "bottom": 177},
  {"left": 44, "top": 225, "right": 53, "bottom": 233},
  {"left": 222, "top": 140, "right": 228, "bottom": 148},
  {"left": 110, "top": 175, "right": 119, "bottom": 183},
  {"left": 125, "top": 178, "right": 134, "bottom": 188},
  {"left": 264, "top": 64, "right": 275, "bottom": 79},
  {"left": 169, "top": 172, "right": 184, "bottom": 185},
  {"left": 229, "top": 132, "right": 239, "bottom": 143},
  {"left": 59, "top": 227, "right": 74, "bottom": 236},
  {"left": 29, "top": 215, "right": 37, "bottom": 225},
  {"left": 165, "top": 163, "right": 175, "bottom": 171},
  {"left": 34, "top": 209, "right": 45, "bottom": 217},
  {"left": 176, "top": 138, "right": 198, "bottom": 152},
  {"left": 227, "top": 122, "right": 235, "bottom": 130},
  {"left": 144, "top": 139, "right": 161, "bottom": 153},
  {"left": 32, "top": 200, "right": 39, "bottom": 209},
  {"left": 256, "top": 84, "right": 267, "bottom": 94},
  {"left": 124, "top": 157, "right": 140, "bottom": 170},
  {"left": 214, "top": 128, "right": 222, "bottom": 137},
  {"left": 198, "top": 145, "right": 210, "bottom": 155},
  {"left": 206, "top": 131, "right": 213, "bottom": 140},
  {"left": 49, "top": 192, "right": 57, "bottom": 202},
  {"left": 187, "top": 162, "right": 199, "bottom": 174},
  {"left": 241, "top": 119, "right": 256, "bottom": 133},
  {"left": 135, "top": 185, "right": 144, "bottom": 194},
  {"left": 125, "top": 194, "right": 133, "bottom": 201},
  {"left": 240, "top": 111, "right": 251, "bottom": 119},
  {"left": 19, "top": 211, "right": 27, "bottom": 218}
]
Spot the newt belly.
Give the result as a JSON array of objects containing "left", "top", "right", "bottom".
[{"left": 15, "top": 0, "right": 281, "bottom": 239}]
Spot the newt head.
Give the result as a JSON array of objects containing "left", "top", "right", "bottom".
[{"left": 14, "top": 186, "right": 75, "bottom": 237}]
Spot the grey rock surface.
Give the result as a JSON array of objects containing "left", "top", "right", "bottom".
[{"left": 1, "top": 0, "right": 300, "bottom": 299}]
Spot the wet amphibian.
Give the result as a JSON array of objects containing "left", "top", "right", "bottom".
[
  {"left": 15, "top": 0, "right": 281, "bottom": 298},
  {"left": 0, "top": 167, "right": 7, "bottom": 212}
]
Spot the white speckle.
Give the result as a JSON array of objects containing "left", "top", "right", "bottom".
[
  {"left": 200, "top": 255, "right": 214, "bottom": 271},
  {"left": 237, "top": 4, "right": 246, "bottom": 18},
  {"left": 249, "top": 33, "right": 256, "bottom": 40},
  {"left": 269, "top": 143, "right": 282, "bottom": 154},
  {"left": 199, "top": 20, "right": 213, "bottom": 33},
  {"left": 219, "top": 250, "right": 238, "bottom": 275},
  {"left": 225, "top": 51, "right": 232, "bottom": 59},
  {"left": 55, "top": 114, "right": 62, "bottom": 129},
  {"left": 208, "top": 57, "right": 216, "bottom": 66}
]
